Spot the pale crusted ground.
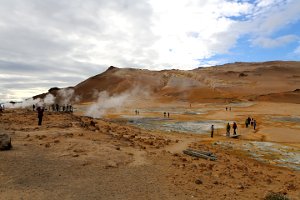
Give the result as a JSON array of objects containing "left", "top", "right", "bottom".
[{"left": 0, "top": 101, "right": 300, "bottom": 200}]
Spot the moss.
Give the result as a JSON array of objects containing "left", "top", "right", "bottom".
[{"left": 264, "top": 192, "right": 290, "bottom": 200}]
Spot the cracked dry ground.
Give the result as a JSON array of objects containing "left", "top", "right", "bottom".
[{"left": 0, "top": 109, "right": 299, "bottom": 200}]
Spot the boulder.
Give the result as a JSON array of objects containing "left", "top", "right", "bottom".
[{"left": 0, "top": 133, "right": 12, "bottom": 150}]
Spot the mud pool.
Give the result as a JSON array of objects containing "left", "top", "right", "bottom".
[
  {"left": 271, "top": 116, "right": 300, "bottom": 123},
  {"left": 227, "top": 102, "right": 256, "bottom": 107},
  {"left": 121, "top": 116, "right": 226, "bottom": 134},
  {"left": 215, "top": 141, "right": 300, "bottom": 170},
  {"left": 138, "top": 107, "right": 208, "bottom": 115}
]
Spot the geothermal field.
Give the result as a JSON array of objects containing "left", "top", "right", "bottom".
[{"left": 1, "top": 61, "right": 300, "bottom": 199}]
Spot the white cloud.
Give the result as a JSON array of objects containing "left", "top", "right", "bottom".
[
  {"left": 0, "top": 0, "right": 299, "bottom": 101},
  {"left": 246, "top": 0, "right": 300, "bottom": 36},
  {"left": 294, "top": 45, "right": 300, "bottom": 55},
  {"left": 252, "top": 35, "right": 299, "bottom": 48}
]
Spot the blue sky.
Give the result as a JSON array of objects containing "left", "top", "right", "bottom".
[{"left": 0, "top": 0, "right": 300, "bottom": 101}]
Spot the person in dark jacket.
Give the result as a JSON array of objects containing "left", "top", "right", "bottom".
[
  {"left": 226, "top": 123, "right": 231, "bottom": 137},
  {"left": 233, "top": 122, "right": 237, "bottom": 135},
  {"left": 37, "top": 107, "right": 44, "bottom": 126},
  {"left": 211, "top": 125, "right": 214, "bottom": 138},
  {"left": 253, "top": 120, "right": 257, "bottom": 130}
]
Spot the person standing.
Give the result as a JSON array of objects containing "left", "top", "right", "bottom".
[
  {"left": 37, "top": 107, "right": 44, "bottom": 126},
  {"left": 233, "top": 122, "right": 237, "bottom": 135},
  {"left": 253, "top": 120, "right": 257, "bottom": 130},
  {"left": 211, "top": 125, "right": 214, "bottom": 138},
  {"left": 245, "top": 118, "right": 249, "bottom": 128},
  {"left": 247, "top": 117, "right": 251, "bottom": 126},
  {"left": 226, "top": 123, "right": 231, "bottom": 137}
]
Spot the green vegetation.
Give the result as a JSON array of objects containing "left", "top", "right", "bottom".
[{"left": 264, "top": 192, "right": 290, "bottom": 200}]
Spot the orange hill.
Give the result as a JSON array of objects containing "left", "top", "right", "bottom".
[{"left": 35, "top": 61, "right": 300, "bottom": 104}]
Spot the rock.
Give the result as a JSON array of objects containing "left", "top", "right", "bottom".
[
  {"left": 105, "top": 160, "right": 118, "bottom": 168},
  {"left": 237, "top": 184, "right": 245, "bottom": 190},
  {"left": 213, "top": 181, "right": 219, "bottom": 185},
  {"left": 173, "top": 153, "right": 180, "bottom": 157},
  {"left": 195, "top": 179, "right": 203, "bottom": 185},
  {"left": 239, "top": 72, "right": 248, "bottom": 77},
  {"left": 45, "top": 143, "right": 50, "bottom": 148},
  {"left": 181, "top": 157, "right": 188, "bottom": 162},
  {"left": 0, "top": 133, "right": 12, "bottom": 150},
  {"left": 286, "top": 183, "right": 297, "bottom": 191}
]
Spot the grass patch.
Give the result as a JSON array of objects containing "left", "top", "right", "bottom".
[{"left": 264, "top": 192, "right": 290, "bottom": 200}]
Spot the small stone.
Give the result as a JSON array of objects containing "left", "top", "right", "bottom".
[
  {"left": 287, "top": 183, "right": 297, "bottom": 191},
  {"left": 213, "top": 181, "right": 219, "bottom": 185},
  {"left": 237, "top": 184, "right": 245, "bottom": 190},
  {"left": 105, "top": 161, "right": 118, "bottom": 168},
  {"left": 181, "top": 157, "right": 187, "bottom": 162},
  {"left": 195, "top": 179, "right": 203, "bottom": 185}
]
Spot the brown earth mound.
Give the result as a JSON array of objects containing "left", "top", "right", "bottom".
[{"left": 35, "top": 61, "right": 300, "bottom": 104}]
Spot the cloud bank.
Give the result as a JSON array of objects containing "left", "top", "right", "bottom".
[{"left": 0, "top": 0, "right": 299, "bottom": 101}]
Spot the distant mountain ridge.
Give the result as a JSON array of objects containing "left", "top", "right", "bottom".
[{"left": 34, "top": 61, "right": 300, "bottom": 104}]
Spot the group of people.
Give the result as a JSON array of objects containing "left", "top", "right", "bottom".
[
  {"left": 210, "top": 118, "right": 257, "bottom": 138},
  {"left": 245, "top": 117, "right": 257, "bottom": 130},
  {"left": 225, "top": 107, "right": 232, "bottom": 111},
  {"left": 51, "top": 104, "right": 73, "bottom": 112},
  {"left": 226, "top": 122, "right": 238, "bottom": 137},
  {"left": 33, "top": 103, "right": 74, "bottom": 126},
  {"left": 135, "top": 110, "right": 140, "bottom": 115},
  {"left": 210, "top": 122, "right": 238, "bottom": 138},
  {"left": 33, "top": 104, "right": 73, "bottom": 112},
  {"left": 163, "top": 112, "right": 170, "bottom": 118}
]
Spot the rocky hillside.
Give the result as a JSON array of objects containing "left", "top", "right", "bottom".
[{"left": 35, "top": 61, "right": 300, "bottom": 104}]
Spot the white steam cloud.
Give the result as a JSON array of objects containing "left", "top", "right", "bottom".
[
  {"left": 85, "top": 91, "right": 131, "bottom": 118},
  {"left": 44, "top": 94, "right": 55, "bottom": 105},
  {"left": 58, "top": 88, "right": 75, "bottom": 105},
  {"left": 4, "top": 98, "right": 41, "bottom": 109},
  {"left": 85, "top": 88, "right": 148, "bottom": 118}
]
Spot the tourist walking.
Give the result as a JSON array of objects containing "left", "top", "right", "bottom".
[
  {"left": 211, "top": 125, "right": 214, "bottom": 138},
  {"left": 233, "top": 122, "right": 237, "bottom": 135},
  {"left": 226, "top": 123, "right": 231, "bottom": 137}
]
